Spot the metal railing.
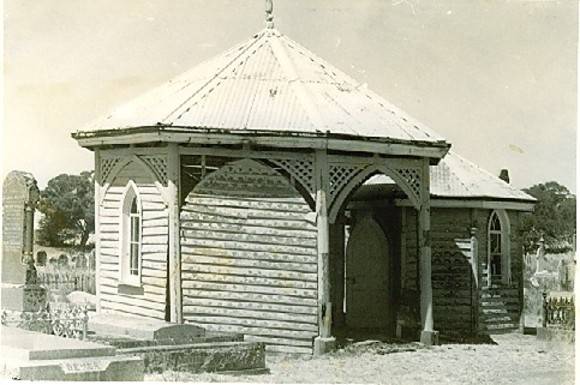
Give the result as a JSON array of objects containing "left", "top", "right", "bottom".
[
  {"left": 1, "top": 305, "right": 89, "bottom": 340},
  {"left": 542, "top": 292, "right": 575, "bottom": 330}
]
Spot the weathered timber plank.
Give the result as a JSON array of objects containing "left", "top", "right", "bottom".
[
  {"left": 141, "top": 226, "right": 170, "bottom": 236},
  {"left": 182, "top": 254, "right": 317, "bottom": 273},
  {"left": 181, "top": 220, "right": 316, "bottom": 239},
  {"left": 187, "top": 196, "right": 311, "bottom": 213},
  {"left": 100, "top": 290, "right": 166, "bottom": 308},
  {"left": 141, "top": 267, "right": 167, "bottom": 279},
  {"left": 181, "top": 264, "right": 317, "bottom": 282},
  {"left": 141, "top": 235, "right": 168, "bottom": 245},
  {"left": 181, "top": 212, "right": 313, "bottom": 230},
  {"left": 194, "top": 192, "right": 307, "bottom": 203},
  {"left": 181, "top": 205, "right": 311, "bottom": 221},
  {"left": 181, "top": 314, "right": 318, "bottom": 332},
  {"left": 141, "top": 275, "right": 167, "bottom": 288},
  {"left": 182, "top": 305, "right": 317, "bottom": 324},
  {"left": 180, "top": 229, "right": 317, "bottom": 248},
  {"left": 142, "top": 218, "right": 168, "bottom": 227},
  {"left": 141, "top": 244, "right": 167, "bottom": 254},
  {"left": 181, "top": 271, "right": 317, "bottom": 290},
  {"left": 180, "top": 238, "right": 315, "bottom": 256},
  {"left": 180, "top": 246, "right": 317, "bottom": 264},
  {"left": 181, "top": 288, "right": 317, "bottom": 307},
  {"left": 185, "top": 320, "right": 316, "bottom": 341},
  {"left": 182, "top": 296, "right": 317, "bottom": 315},
  {"left": 101, "top": 300, "right": 165, "bottom": 320},
  {"left": 141, "top": 260, "right": 167, "bottom": 271},
  {"left": 181, "top": 280, "right": 317, "bottom": 300}
]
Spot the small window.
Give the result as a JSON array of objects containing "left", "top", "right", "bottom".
[{"left": 120, "top": 182, "right": 142, "bottom": 286}]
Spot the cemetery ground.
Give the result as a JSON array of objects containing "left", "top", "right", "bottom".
[{"left": 149, "top": 333, "right": 574, "bottom": 384}]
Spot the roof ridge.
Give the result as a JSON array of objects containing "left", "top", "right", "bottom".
[
  {"left": 268, "top": 31, "right": 325, "bottom": 130},
  {"left": 161, "top": 30, "right": 267, "bottom": 123}
]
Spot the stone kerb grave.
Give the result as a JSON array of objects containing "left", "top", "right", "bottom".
[{"left": 1, "top": 170, "right": 46, "bottom": 312}]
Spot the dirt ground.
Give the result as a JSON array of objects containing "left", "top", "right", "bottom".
[{"left": 148, "top": 333, "right": 575, "bottom": 384}]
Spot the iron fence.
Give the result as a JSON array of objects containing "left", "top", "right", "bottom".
[
  {"left": 1, "top": 305, "right": 89, "bottom": 340},
  {"left": 542, "top": 292, "right": 575, "bottom": 330}
]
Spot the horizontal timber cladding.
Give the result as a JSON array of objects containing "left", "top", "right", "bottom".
[
  {"left": 98, "top": 157, "right": 168, "bottom": 321},
  {"left": 403, "top": 208, "right": 475, "bottom": 335},
  {"left": 180, "top": 158, "right": 318, "bottom": 354}
]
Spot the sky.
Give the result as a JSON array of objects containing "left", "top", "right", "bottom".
[{"left": 3, "top": 0, "right": 577, "bottom": 192}]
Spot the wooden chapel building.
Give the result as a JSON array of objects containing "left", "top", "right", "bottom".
[{"left": 72, "top": 4, "right": 535, "bottom": 354}]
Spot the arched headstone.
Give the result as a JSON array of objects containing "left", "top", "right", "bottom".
[
  {"left": 1, "top": 170, "right": 46, "bottom": 311},
  {"left": 36, "top": 250, "right": 47, "bottom": 267}
]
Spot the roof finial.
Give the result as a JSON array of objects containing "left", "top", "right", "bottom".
[{"left": 265, "top": 0, "right": 274, "bottom": 29}]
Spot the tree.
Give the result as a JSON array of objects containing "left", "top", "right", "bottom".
[
  {"left": 37, "top": 171, "right": 94, "bottom": 247},
  {"left": 521, "top": 181, "right": 576, "bottom": 253}
]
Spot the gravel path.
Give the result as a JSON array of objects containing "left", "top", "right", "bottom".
[{"left": 148, "top": 333, "right": 574, "bottom": 384}]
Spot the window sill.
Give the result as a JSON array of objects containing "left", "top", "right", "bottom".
[{"left": 117, "top": 283, "right": 144, "bottom": 296}]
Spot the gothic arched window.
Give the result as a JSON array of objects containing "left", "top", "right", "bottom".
[
  {"left": 120, "top": 182, "right": 142, "bottom": 285},
  {"left": 487, "top": 210, "right": 510, "bottom": 285}
]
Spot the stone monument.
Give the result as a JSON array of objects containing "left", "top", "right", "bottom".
[{"left": 1, "top": 170, "right": 46, "bottom": 312}]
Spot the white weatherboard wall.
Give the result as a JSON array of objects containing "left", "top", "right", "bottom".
[
  {"left": 180, "top": 159, "right": 318, "bottom": 354},
  {"left": 99, "top": 160, "right": 168, "bottom": 320}
]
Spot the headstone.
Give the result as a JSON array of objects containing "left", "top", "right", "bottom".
[
  {"left": 35, "top": 251, "right": 47, "bottom": 267},
  {"left": 1, "top": 171, "right": 46, "bottom": 312},
  {"left": 58, "top": 254, "right": 69, "bottom": 268}
]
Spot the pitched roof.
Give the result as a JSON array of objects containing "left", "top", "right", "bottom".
[
  {"left": 76, "top": 28, "right": 446, "bottom": 147},
  {"left": 366, "top": 151, "right": 536, "bottom": 202}
]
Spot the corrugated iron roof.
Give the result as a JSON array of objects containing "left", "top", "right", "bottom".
[
  {"left": 76, "top": 28, "right": 446, "bottom": 145},
  {"left": 366, "top": 151, "right": 536, "bottom": 202}
]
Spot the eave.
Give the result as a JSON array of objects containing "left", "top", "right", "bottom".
[{"left": 71, "top": 126, "right": 451, "bottom": 162}]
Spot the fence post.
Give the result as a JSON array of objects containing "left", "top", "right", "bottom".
[
  {"left": 82, "top": 307, "right": 89, "bottom": 340},
  {"left": 541, "top": 291, "right": 548, "bottom": 328}
]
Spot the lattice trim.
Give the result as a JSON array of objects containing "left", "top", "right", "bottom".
[
  {"left": 101, "top": 157, "right": 121, "bottom": 183},
  {"left": 328, "top": 163, "right": 368, "bottom": 204},
  {"left": 140, "top": 155, "right": 168, "bottom": 185},
  {"left": 392, "top": 167, "right": 422, "bottom": 203},
  {"left": 270, "top": 157, "right": 315, "bottom": 194}
]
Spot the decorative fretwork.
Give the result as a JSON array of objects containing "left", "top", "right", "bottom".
[
  {"left": 392, "top": 167, "right": 422, "bottom": 203},
  {"left": 140, "top": 155, "right": 168, "bottom": 185},
  {"left": 328, "top": 163, "right": 368, "bottom": 204},
  {"left": 1, "top": 305, "right": 89, "bottom": 340},
  {"left": 270, "top": 157, "right": 315, "bottom": 195},
  {"left": 101, "top": 157, "right": 121, "bottom": 183}
]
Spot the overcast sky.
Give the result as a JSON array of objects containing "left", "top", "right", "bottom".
[{"left": 3, "top": 0, "right": 577, "bottom": 192}]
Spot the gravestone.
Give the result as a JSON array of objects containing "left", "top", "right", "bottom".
[
  {"left": 35, "top": 251, "right": 47, "bottom": 267},
  {"left": 1, "top": 171, "right": 46, "bottom": 312}
]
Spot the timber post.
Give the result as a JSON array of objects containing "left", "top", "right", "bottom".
[
  {"left": 418, "top": 159, "right": 438, "bottom": 345},
  {"left": 313, "top": 149, "right": 335, "bottom": 355},
  {"left": 94, "top": 149, "right": 102, "bottom": 313},
  {"left": 167, "top": 143, "right": 183, "bottom": 323}
]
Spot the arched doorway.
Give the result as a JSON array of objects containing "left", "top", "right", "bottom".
[{"left": 345, "top": 215, "right": 391, "bottom": 330}]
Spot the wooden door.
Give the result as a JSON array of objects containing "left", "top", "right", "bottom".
[{"left": 345, "top": 216, "right": 390, "bottom": 329}]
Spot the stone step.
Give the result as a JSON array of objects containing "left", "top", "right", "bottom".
[
  {"left": 479, "top": 307, "right": 513, "bottom": 315},
  {"left": 480, "top": 315, "right": 515, "bottom": 323},
  {"left": 479, "top": 322, "right": 519, "bottom": 329}
]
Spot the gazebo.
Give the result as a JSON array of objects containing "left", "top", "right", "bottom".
[{"left": 73, "top": 2, "right": 450, "bottom": 354}]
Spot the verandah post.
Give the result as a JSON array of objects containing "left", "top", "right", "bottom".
[
  {"left": 313, "top": 149, "right": 335, "bottom": 355},
  {"left": 419, "top": 158, "right": 438, "bottom": 345},
  {"left": 167, "top": 143, "right": 183, "bottom": 324},
  {"left": 94, "top": 149, "right": 102, "bottom": 313}
]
